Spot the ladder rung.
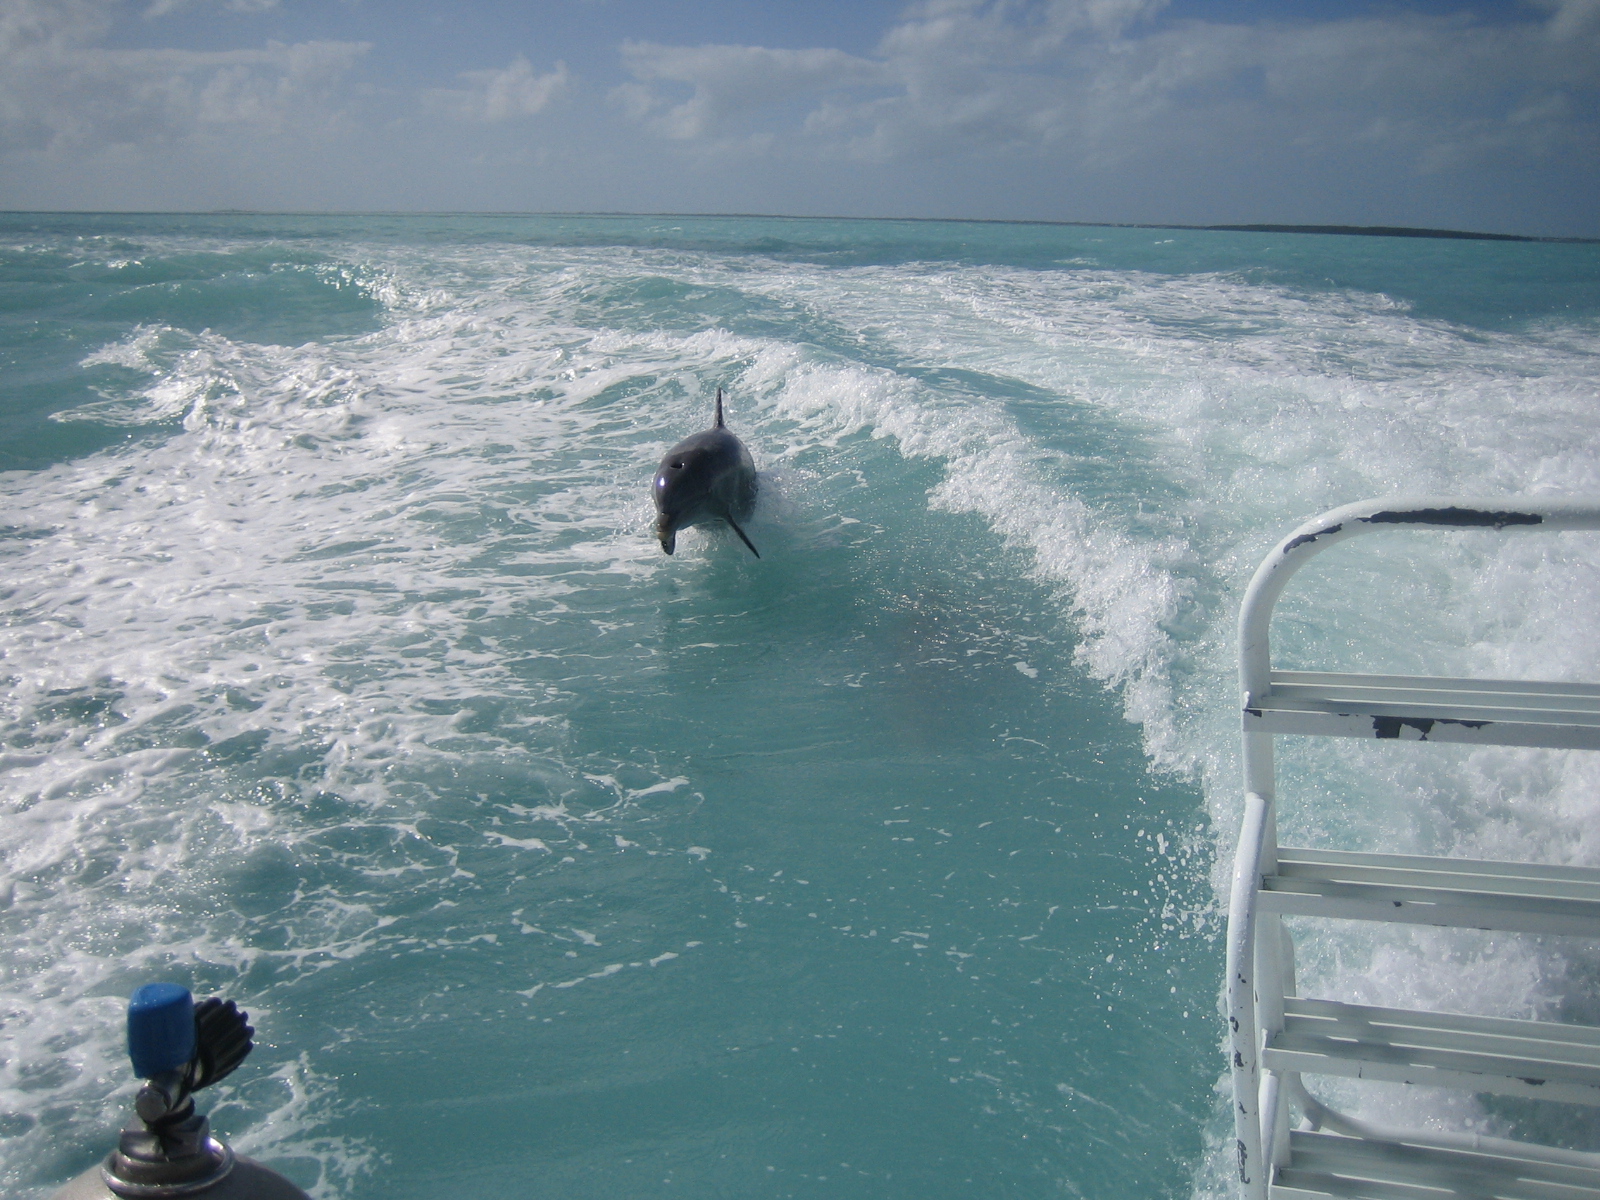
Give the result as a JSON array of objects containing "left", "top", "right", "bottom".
[
  {"left": 1280, "top": 849, "right": 1600, "bottom": 889},
  {"left": 1275, "top": 1130, "right": 1600, "bottom": 1200},
  {"left": 1265, "top": 693, "right": 1600, "bottom": 727},
  {"left": 1260, "top": 848, "right": 1600, "bottom": 936},
  {"left": 1244, "top": 707, "right": 1600, "bottom": 751},
  {"left": 1260, "top": 879, "right": 1600, "bottom": 936},
  {"left": 1274, "top": 671, "right": 1600, "bottom": 703},
  {"left": 1264, "top": 998, "right": 1600, "bottom": 1105},
  {"left": 1275, "top": 849, "right": 1600, "bottom": 904},
  {"left": 1245, "top": 672, "right": 1600, "bottom": 749}
]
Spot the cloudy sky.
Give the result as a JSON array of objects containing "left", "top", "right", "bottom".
[{"left": 3, "top": 0, "right": 1597, "bottom": 235}]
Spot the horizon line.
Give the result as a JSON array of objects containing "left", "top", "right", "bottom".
[{"left": 1, "top": 209, "right": 1594, "bottom": 244}]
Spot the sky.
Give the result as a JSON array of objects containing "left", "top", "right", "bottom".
[{"left": 1, "top": 0, "right": 1597, "bottom": 236}]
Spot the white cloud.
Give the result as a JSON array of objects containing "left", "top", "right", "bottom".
[
  {"left": 143, "top": 0, "right": 280, "bottom": 17},
  {"left": 616, "top": 42, "right": 891, "bottom": 140},
  {"left": 423, "top": 56, "right": 571, "bottom": 122},
  {"left": 1, "top": 0, "right": 113, "bottom": 55},
  {"left": 0, "top": 0, "right": 1590, "bottom": 228},
  {"left": 0, "top": 1, "right": 368, "bottom": 152},
  {"left": 613, "top": 0, "right": 1600, "bottom": 176},
  {"left": 1531, "top": 0, "right": 1600, "bottom": 41}
]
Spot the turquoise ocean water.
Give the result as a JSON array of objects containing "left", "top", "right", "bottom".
[{"left": 2, "top": 213, "right": 1598, "bottom": 1198}]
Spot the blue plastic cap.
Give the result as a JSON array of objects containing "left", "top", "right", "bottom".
[{"left": 128, "top": 983, "right": 196, "bottom": 1079}]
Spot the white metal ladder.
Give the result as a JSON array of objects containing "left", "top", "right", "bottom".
[{"left": 1226, "top": 497, "right": 1600, "bottom": 1200}]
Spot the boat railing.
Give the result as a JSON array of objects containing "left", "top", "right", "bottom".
[{"left": 1226, "top": 496, "right": 1600, "bottom": 1200}]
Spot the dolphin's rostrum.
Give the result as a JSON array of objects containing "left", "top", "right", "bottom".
[{"left": 653, "top": 388, "right": 760, "bottom": 558}]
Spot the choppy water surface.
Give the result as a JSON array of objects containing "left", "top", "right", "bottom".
[{"left": 2, "top": 212, "right": 1599, "bottom": 1198}]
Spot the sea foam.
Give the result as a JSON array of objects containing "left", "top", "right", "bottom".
[{"left": 1, "top": 215, "right": 1597, "bottom": 1198}]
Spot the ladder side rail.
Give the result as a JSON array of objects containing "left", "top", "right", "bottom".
[
  {"left": 1228, "top": 788, "right": 1276, "bottom": 1200},
  {"left": 1279, "top": 921, "right": 1302, "bottom": 1174},
  {"left": 1257, "top": 1068, "right": 1287, "bottom": 1174},
  {"left": 1266, "top": 918, "right": 1300, "bottom": 1171},
  {"left": 1256, "top": 914, "right": 1292, "bottom": 1170}
]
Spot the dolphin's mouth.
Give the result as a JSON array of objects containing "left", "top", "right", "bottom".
[{"left": 656, "top": 517, "right": 676, "bottom": 555}]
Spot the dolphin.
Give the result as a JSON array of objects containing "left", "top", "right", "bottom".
[{"left": 653, "top": 388, "right": 760, "bottom": 558}]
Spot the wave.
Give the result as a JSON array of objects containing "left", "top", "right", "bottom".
[{"left": 1, "top": 221, "right": 1597, "bottom": 1196}]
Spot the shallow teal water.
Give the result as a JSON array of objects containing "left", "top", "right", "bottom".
[{"left": 1, "top": 213, "right": 1597, "bottom": 1198}]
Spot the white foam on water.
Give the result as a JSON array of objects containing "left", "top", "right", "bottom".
[
  {"left": 3, "top": 228, "right": 1598, "bottom": 1194},
  {"left": 0, "top": 242, "right": 784, "bottom": 1194},
  {"left": 598, "top": 248, "right": 1600, "bottom": 1177},
  {"left": 731, "top": 261, "right": 1600, "bottom": 1180}
]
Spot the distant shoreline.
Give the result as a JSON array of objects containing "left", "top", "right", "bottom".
[
  {"left": 2, "top": 209, "right": 1595, "bottom": 244},
  {"left": 1192, "top": 223, "right": 1590, "bottom": 244}
]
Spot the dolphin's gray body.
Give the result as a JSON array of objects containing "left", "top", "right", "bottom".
[{"left": 653, "top": 389, "right": 760, "bottom": 558}]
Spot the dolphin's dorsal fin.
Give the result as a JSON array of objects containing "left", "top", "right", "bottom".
[{"left": 715, "top": 387, "right": 725, "bottom": 428}]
